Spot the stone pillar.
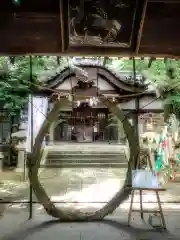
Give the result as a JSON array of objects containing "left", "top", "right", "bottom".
[
  {"left": 49, "top": 121, "right": 56, "bottom": 143},
  {"left": 138, "top": 122, "right": 143, "bottom": 135},
  {"left": 118, "top": 121, "right": 125, "bottom": 142},
  {"left": 0, "top": 152, "right": 3, "bottom": 171},
  {"left": 16, "top": 150, "right": 25, "bottom": 172},
  {"left": 15, "top": 142, "right": 26, "bottom": 179}
]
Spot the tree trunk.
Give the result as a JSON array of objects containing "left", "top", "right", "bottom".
[{"left": 28, "top": 96, "right": 139, "bottom": 221}]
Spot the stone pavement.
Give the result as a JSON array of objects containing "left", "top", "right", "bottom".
[{"left": 1, "top": 208, "right": 180, "bottom": 240}]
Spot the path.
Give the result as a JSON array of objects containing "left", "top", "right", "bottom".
[
  {"left": 2, "top": 168, "right": 180, "bottom": 211},
  {"left": 1, "top": 209, "right": 180, "bottom": 239},
  {"left": 2, "top": 168, "right": 180, "bottom": 239}
]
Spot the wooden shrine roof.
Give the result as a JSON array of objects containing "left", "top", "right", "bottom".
[
  {"left": 1, "top": 0, "right": 180, "bottom": 57},
  {"left": 36, "top": 63, "right": 157, "bottom": 97}
]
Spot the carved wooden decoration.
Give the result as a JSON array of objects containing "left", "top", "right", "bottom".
[{"left": 68, "top": 0, "right": 138, "bottom": 48}]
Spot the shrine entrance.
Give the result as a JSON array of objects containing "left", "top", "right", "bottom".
[{"left": 53, "top": 103, "right": 112, "bottom": 143}]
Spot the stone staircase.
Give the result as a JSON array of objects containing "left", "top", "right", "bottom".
[{"left": 41, "top": 143, "right": 128, "bottom": 169}]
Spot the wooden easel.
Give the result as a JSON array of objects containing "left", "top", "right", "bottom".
[{"left": 127, "top": 148, "right": 167, "bottom": 229}]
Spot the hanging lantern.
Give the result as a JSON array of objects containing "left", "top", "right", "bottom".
[{"left": 13, "top": 0, "right": 21, "bottom": 6}]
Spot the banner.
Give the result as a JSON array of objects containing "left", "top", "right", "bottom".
[
  {"left": 26, "top": 96, "right": 48, "bottom": 152},
  {"left": 155, "top": 126, "right": 170, "bottom": 172}
]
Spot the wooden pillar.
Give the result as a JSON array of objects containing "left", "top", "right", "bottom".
[
  {"left": 133, "top": 58, "right": 140, "bottom": 147},
  {"left": 138, "top": 118, "right": 144, "bottom": 135}
]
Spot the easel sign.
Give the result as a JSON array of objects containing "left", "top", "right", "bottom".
[
  {"left": 132, "top": 170, "right": 160, "bottom": 189},
  {"left": 128, "top": 149, "right": 167, "bottom": 229}
]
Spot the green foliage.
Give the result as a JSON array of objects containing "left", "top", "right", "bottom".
[
  {"left": 0, "top": 56, "right": 67, "bottom": 114},
  {"left": 106, "top": 57, "right": 180, "bottom": 121},
  {"left": 109, "top": 58, "right": 149, "bottom": 72},
  {"left": 164, "top": 93, "right": 180, "bottom": 121},
  {"left": 107, "top": 57, "right": 180, "bottom": 85},
  {"left": 1, "top": 55, "right": 180, "bottom": 120}
]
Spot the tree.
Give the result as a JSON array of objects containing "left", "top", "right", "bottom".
[
  {"left": 0, "top": 56, "right": 67, "bottom": 114},
  {"left": 106, "top": 57, "right": 180, "bottom": 121},
  {"left": 0, "top": 56, "right": 68, "bottom": 168},
  {"left": 142, "top": 59, "right": 180, "bottom": 121}
]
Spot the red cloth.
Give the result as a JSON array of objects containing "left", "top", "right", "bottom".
[{"left": 162, "top": 139, "right": 166, "bottom": 147}]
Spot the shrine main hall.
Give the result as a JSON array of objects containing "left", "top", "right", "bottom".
[{"left": 32, "top": 60, "right": 163, "bottom": 145}]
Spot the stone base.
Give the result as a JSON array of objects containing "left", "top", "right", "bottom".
[
  {"left": 15, "top": 167, "right": 25, "bottom": 173},
  {"left": 0, "top": 159, "right": 3, "bottom": 171},
  {"left": 14, "top": 169, "right": 27, "bottom": 181}
]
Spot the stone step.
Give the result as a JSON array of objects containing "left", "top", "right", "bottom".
[
  {"left": 46, "top": 151, "right": 125, "bottom": 155},
  {"left": 42, "top": 145, "right": 128, "bottom": 169},
  {"left": 47, "top": 154, "right": 126, "bottom": 160},
  {"left": 42, "top": 162, "right": 128, "bottom": 168},
  {"left": 47, "top": 150, "right": 125, "bottom": 154},
  {"left": 45, "top": 144, "right": 126, "bottom": 153},
  {"left": 47, "top": 158, "right": 127, "bottom": 164},
  {"left": 45, "top": 155, "right": 127, "bottom": 166}
]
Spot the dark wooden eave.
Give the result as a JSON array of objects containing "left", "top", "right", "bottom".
[
  {"left": 44, "top": 63, "right": 147, "bottom": 92},
  {"left": 1, "top": 0, "right": 180, "bottom": 57},
  {"left": 33, "top": 63, "right": 158, "bottom": 100}
]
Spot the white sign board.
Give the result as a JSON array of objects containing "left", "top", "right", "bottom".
[{"left": 132, "top": 170, "right": 160, "bottom": 189}]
